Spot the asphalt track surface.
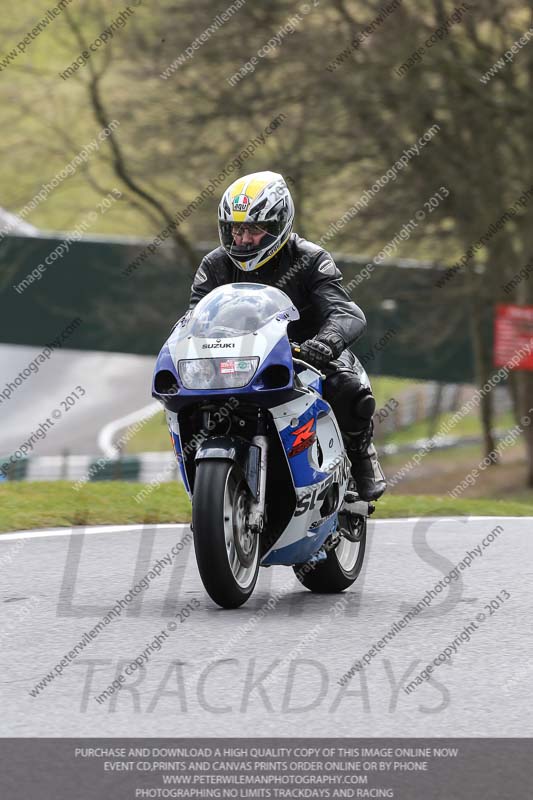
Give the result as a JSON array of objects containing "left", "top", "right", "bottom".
[
  {"left": 0, "top": 345, "right": 155, "bottom": 457},
  {"left": 1, "top": 516, "right": 531, "bottom": 737}
]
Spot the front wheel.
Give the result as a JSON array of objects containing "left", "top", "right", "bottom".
[
  {"left": 193, "top": 459, "right": 259, "bottom": 608},
  {"left": 293, "top": 514, "right": 366, "bottom": 593}
]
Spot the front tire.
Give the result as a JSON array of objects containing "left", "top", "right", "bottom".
[
  {"left": 193, "top": 459, "right": 259, "bottom": 608},
  {"left": 293, "top": 515, "right": 366, "bottom": 593}
]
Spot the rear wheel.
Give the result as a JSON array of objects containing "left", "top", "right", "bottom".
[
  {"left": 293, "top": 514, "right": 366, "bottom": 593},
  {"left": 193, "top": 459, "right": 259, "bottom": 608}
]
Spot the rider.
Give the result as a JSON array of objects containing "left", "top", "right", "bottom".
[{"left": 188, "top": 170, "right": 386, "bottom": 502}]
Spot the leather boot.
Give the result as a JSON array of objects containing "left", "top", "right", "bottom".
[{"left": 344, "top": 421, "right": 387, "bottom": 502}]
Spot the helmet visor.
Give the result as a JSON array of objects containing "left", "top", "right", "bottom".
[{"left": 219, "top": 220, "right": 283, "bottom": 262}]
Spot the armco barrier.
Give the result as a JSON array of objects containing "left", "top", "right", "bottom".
[{"left": 0, "top": 452, "right": 176, "bottom": 483}]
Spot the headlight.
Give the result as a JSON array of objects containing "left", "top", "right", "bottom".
[{"left": 178, "top": 357, "right": 259, "bottom": 389}]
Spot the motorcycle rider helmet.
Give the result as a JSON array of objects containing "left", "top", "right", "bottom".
[{"left": 218, "top": 171, "right": 295, "bottom": 272}]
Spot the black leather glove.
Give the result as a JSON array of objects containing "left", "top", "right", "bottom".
[
  {"left": 299, "top": 337, "right": 335, "bottom": 368},
  {"left": 317, "top": 330, "right": 345, "bottom": 359}
]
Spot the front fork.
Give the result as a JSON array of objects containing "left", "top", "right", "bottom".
[
  {"left": 247, "top": 435, "right": 268, "bottom": 533},
  {"left": 199, "top": 405, "right": 269, "bottom": 534},
  {"left": 247, "top": 409, "right": 269, "bottom": 534}
]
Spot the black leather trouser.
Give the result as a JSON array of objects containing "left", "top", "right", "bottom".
[{"left": 322, "top": 349, "right": 375, "bottom": 436}]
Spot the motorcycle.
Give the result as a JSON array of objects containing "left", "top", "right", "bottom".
[{"left": 152, "top": 282, "right": 373, "bottom": 608}]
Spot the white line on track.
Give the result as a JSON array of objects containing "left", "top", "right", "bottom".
[
  {"left": 97, "top": 401, "right": 161, "bottom": 458},
  {"left": 0, "top": 517, "right": 530, "bottom": 542},
  {"left": 0, "top": 523, "right": 183, "bottom": 541}
]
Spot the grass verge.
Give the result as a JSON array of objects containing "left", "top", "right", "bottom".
[{"left": 0, "top": 482, "right": 531, "bottom": 533}]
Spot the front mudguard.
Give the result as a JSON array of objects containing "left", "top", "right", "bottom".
[{"left": 195, "top": 436, "right": 261, "bottom": 500}]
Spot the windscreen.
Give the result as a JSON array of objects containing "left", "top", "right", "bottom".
[{"left": 187, "top": 283, "right": 298, "bottom": 339}]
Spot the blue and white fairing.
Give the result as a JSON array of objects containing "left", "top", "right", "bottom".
[
  {"left": 154, "top": 282, "right": 298, "bottom": 403},
  {"left": 261, "top": 380, "right": 351, "bottom": 566},
  {"left": 154, "top": 282, "right": 299, "bottom": 493},
  {"left": 153, "top": 283, "right": 351, "bottom": 567}
]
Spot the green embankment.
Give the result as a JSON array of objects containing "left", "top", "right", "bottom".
[{"left": 0, "top": 482, "right": 531, "bottom": 533}]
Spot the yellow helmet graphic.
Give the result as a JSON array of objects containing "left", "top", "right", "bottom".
[{"left": 218, "top": 171, "right": 295, "bottom": 271}]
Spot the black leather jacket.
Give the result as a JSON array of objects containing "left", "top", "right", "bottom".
[{"left": 189, "top": 233, "right": 366, "bottom": 351}]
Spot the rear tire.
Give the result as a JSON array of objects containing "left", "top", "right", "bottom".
[
  {"left": 193, "top": 459, "right": 259, "bottom": 608},
  {"left": 293, "top": 515, "right": 366, "bottom": 593}
]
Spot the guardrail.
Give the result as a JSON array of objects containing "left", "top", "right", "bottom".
[{"left": 0, "top": 452, "right": 178, "bottom": 483}]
